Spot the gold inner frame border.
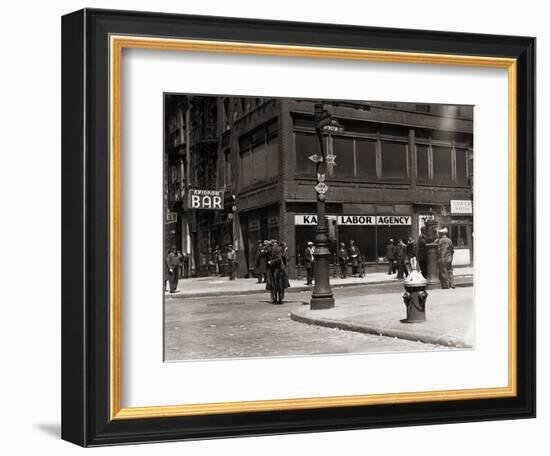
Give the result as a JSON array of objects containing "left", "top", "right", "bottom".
[{"left": 109, "top": 35, "right": 518, "bottom": 420}]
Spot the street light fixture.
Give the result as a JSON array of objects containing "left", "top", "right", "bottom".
[{"left": 309, "top": 102, "right": 343, "bottom": 310}]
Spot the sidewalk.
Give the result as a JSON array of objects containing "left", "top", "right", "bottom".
[
  {"left": 168, "top": 266, "right": 473, "bottom": 298},
  {"left": 291, "top": 287, "right": 474, "bottom": 348}
]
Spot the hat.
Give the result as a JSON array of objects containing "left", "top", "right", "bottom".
[
  {"left": 307, "top": 241, "right": 314, "bottom": 246},
  {"left": 438, "top": 228, "right": 448, "bottom": 234},
  {"left": 263, "top": 240, "right": 269, "bottom": 245}
]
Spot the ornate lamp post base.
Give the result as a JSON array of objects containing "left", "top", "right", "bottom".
[{"left": 310, "top": 295, "right": 335, "bottom": 310}]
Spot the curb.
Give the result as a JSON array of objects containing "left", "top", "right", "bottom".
[
  {"left": 168, "top": 275, "right": 473, "bottom": 299},
  {"left": 290, "top": 310, "right": 472, "bottom": 349}
]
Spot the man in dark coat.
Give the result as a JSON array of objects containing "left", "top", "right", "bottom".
[
  {"left": 266, "top": 241, "right": 290, "bottom": 304},
  {"left": 385, "top": 239, "right": 396, "bottom": 275},
  {"left": 337, "top": 242, "right": 349, "bottom": 278},
  {"left": 437, "top": 228, "right": 455, "bottom": 289},
  {"left": 304, "top": 241, "right": 315, "bottom": 285},
  {"left": 416, "top": 226, "right": 428, "bottom": 278},
  {"left": 349, "top": 240, "right": 360, "bottom": 277},
  {"left": 254, "top": 240, "right": 267, "bottom": 283},
  {"left": 165, "top": 247, "right": 181, "bottom": 293},
  {"left": 395, "top": 239, "right": 408, "bottom": 279}
]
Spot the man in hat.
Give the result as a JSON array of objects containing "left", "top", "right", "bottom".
[
  {"left": 437, "top": 227, "right": 455, "bottom": 289},
  {"left": 337, "top": 241, "right": 349, "bottom": 278},
  {"left": 395, "top": 239, "right": 408, "bottom": 279},
  {"left": 226, "top": 243, "right": 237, "bottom": 280},
  {"left": 349, "top": 240, "right": 361, "bottom": 277},
  {"left": 266, "top": 240, "right": 290, "bottom": 304},
  {"left": 165, "top": 246, "right": 181, "bottom": 293},
  {"left": 304, "top": 241, "right": 315, "bottom": 285}
]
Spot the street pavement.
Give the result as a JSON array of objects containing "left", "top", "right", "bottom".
[
  {"left": 291, "top": 287, "right": 474, "bottom": 348},
  {"left": 169, "top": 266, "right": 473, "bottom": 298},
  {"left": 164, "top": 282, "right": 460, "bottom": 361}
]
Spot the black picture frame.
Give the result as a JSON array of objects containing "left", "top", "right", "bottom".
[{"left": 62, "top": 8, "right": 535, "bottom": 447}]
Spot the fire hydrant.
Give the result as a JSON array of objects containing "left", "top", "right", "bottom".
[{"left": 402, "top": 270, "right": 429, "bottom": 323}]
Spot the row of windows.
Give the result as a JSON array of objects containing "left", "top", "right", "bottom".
[
  {"left": 295, "top": 132, "right": 471, "bottom": 183},
  {"left": 239, "top": 121, "right": 279, "bottom": 188}
]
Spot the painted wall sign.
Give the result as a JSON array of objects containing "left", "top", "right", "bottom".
[
  {"left": 295, "top": 215, "right": 411, "bottom": 226},
  {"left": 450, "top": 200, "right": 473, "bottom": 215},
  {"left": 187, "top": 189, "right": 223, "bottom": 210}
]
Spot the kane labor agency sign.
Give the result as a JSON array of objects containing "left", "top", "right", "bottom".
[
  {"left": 295, "top": 215, "right": 411, "bottom": 225},
  {"left": 186, "top": 189, "right": 223, "bottom": 210}
]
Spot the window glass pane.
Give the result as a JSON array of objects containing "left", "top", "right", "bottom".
[
  {"left": 416, "top": 144, "right": 429, "bottom": 181},
  {"left": 381, "top": 141, "right": 407, "bottom": 178},
  {"left": 241, "top": 149, "right": 251, "bottom": 187},
  {"left": 295, "top": 132, "right": 318, "bottom": 175},
  {"left": 432, "top": 146, "right": 452, "bottom": 182},
  {"left": 252, "top": 142, "right": 267, "bottom": 183},
  {"left": 456, "top": 148, "right": 468, "bottom": 183},
  {"left": 265, "top": 139, "right": 278, "bottom": 179},
  {"left": 356, "top": 138, "right": 377, "bottom": 178},
  {"left": 332, "top": 136, "right": 354, "bottom": 177}
]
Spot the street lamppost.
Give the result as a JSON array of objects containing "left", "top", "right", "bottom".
[{"left": 309, "top": 102, "right": 343, "bottom": 310}]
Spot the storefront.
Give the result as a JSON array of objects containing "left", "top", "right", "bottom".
[{"left": 294, "top": 213, "right": 413, "bottom": 264}]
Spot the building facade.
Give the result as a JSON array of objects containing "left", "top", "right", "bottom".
[{"left": 165, "top": 96, "right": 474, "bottom": 278}]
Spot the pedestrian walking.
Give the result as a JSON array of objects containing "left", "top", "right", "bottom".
[
  {"left": 349, "top": 240, "right": 361, "bottom": 277},
  {"left": 416, "top": 226, "right": 428, "bottom": 278},
  {"left": 304, "top": 241, "right": 315, "bottom": 285},
  {"left": 437, "top": 228, "right": 455, "bottom": 289},
  {"left": 226, "top": 243, "right": 237, "bottom": 280},
  {"left": 165, "top": 246, "right": 181, "bottom": 293},
  {"left": 267, "top": 241, "right": 290, "bottom": 304},
  {"left": 337, "top": 242, "right": 349, "bottom": 278},
  {"left": 395, "top": 239, "right": 408, "bottom": 279},
  {"left": 385, "top": 239, "right": 396, "bottom": 275}
]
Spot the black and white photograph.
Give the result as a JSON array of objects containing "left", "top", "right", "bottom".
[{"left": 163, "top": 95, "right": 474, "bottom": 361}]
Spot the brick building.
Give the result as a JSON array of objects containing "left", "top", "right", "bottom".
[{"left": 165, "top": 95, "right": 473, "bottom": 278}]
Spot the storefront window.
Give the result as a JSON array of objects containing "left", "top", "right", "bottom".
[
  {"left": 295, "top": 132, "right": 318, "bottom": 175},
  {"left": 381, "top": 141, "right": 407, "bottom": 179},
  {"left": 416, "top": 144, "right": 430, "bottom": 181},
  {"left": 376, "top": 225, "right": 412, "bottom": 259},
  {"left": 356, "top": 138, "right": 377, "bottom": 178},
  {"left": 332, "top": 136, "right": 354, "bottom": 177},
  {"left": 432, "top": 146, "right": 452, "bottom": 183},
  {"left": 450, "top": 224, "right": 469, "bottom": 247}
]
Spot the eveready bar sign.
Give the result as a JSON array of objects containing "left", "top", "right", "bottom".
[
  {"left": 295, "top": 215, "right": 411, "bottom": 226},
  {"left": 187, "top": 189, "right": 223, "bottom": 210}
]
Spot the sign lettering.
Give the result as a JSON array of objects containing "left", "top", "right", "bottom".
[{"left": 187, "top": 189, "right": 224, "bottom": 210}]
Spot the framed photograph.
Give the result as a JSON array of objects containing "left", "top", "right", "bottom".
[{"left": 61, "top": 8, "right": 535, "bottom": 446}]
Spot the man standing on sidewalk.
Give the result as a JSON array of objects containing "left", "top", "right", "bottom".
[
  {"left": 337, "top": 242, "right": 349, "bottom": 278},
  {"left": 385, "top": 239, "right": 396, "bottom": 275},
  {"left": 416, "top": 227, "right": 428, "bottom": 278},
  {"left": 304, "top": 241, "right": 315, "bottom": 285},
  {"left": 226, "top": 244, "right": 237, "bottom": 280},
  {"left": 349, "top": 240, "right": 361, "bottom": 277},
  {"left": 165, "top": 247, "right": 181, "bottom": 293},
  {"left": 395, "top": 239, "right": 408, "bottom": 279},
  {"left": 437, "top": 228, "right": 455, "bottom": 289}
]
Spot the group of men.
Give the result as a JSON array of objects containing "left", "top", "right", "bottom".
[
  {"left": 385, "top": 226, "right": 455, "bottom": 289},
  {"left": 254, "top": 240, "right": 290, "bottom": 304},
  {"left": 164, "top": 243, "right": 238, "bottom": 294}
]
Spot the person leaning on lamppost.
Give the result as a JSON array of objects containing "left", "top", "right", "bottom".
[
  {"left": 304, "top": 241, "right": 315, "bottom": 285},
  {"left": 337, "top": 241, "right": 349, "bottom": 278},
  {"left": 437, "top": 228, "right": 455, "bottom": 289}
]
